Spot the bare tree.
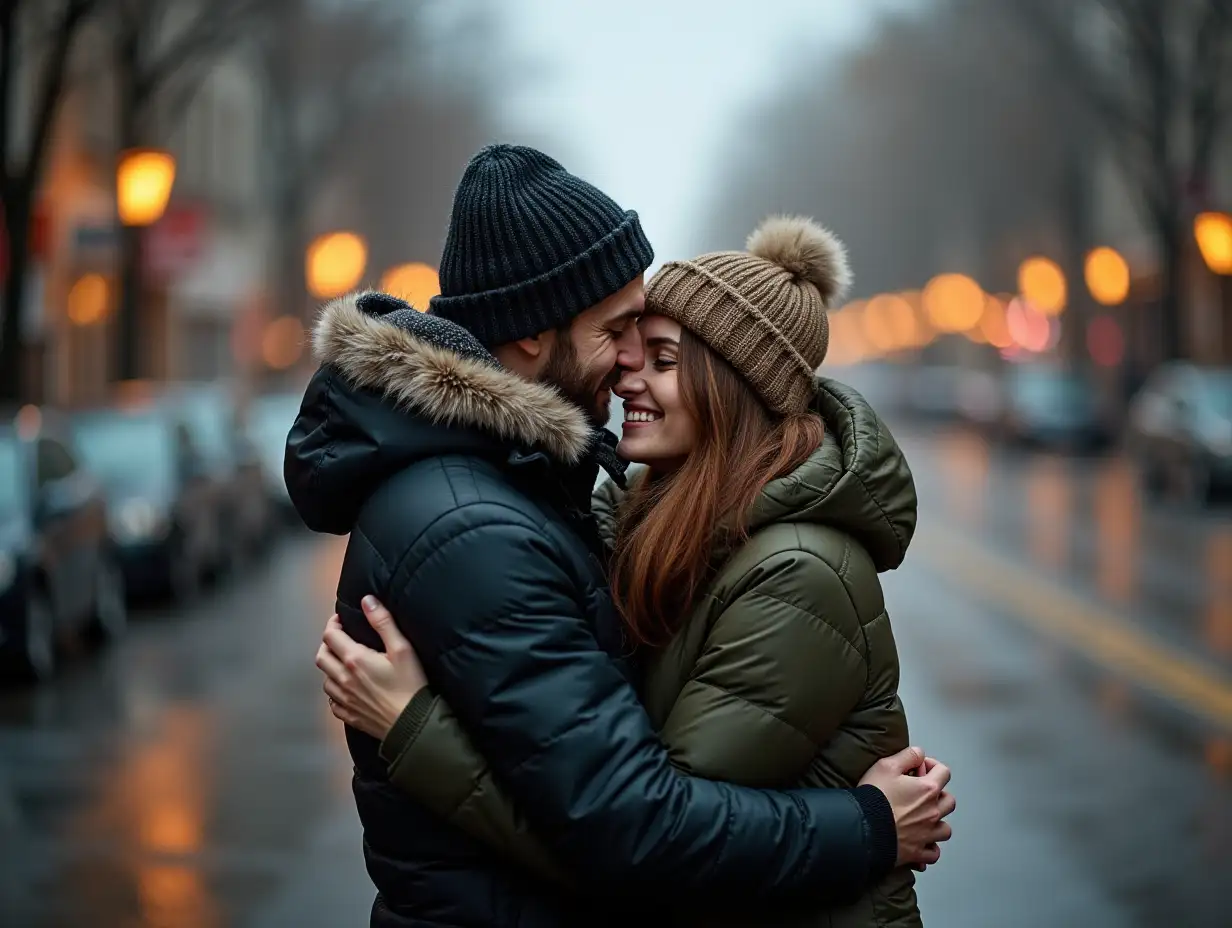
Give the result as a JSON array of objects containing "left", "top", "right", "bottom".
[
  {"left": 707, "top": 1, "right": 1078, "bottom": 302},
  {"left": 0, "top": 0, "right": 97, "bottom": 402},
  {"left": 255, "top": 0, "right": 499, "bottom": 322},
  {"left": 108, "top": 0, "right": 263, "bottom": 381},
  {"left": 255, "top": 0, "right": 405, "bottom": 323},
  {"left": 1008, "top": 0, "right": 1232, "bottom": 360}
]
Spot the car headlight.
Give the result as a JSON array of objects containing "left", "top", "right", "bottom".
[
  {"left": 0, "top": 551, "right": 14, "bottom": 592},
  {"left": 111, "top": 498, "right": 171, "bottom": 543}
]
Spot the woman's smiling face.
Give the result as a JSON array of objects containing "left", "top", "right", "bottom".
[{"left": 613, "top": 314, "right": 699, "bottom": 473}]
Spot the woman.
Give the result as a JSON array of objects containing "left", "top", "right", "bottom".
[{"left": 325, "top": 216, "right": 926, "bottom": 926}]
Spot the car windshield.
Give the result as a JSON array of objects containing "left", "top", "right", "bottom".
[
  {"left": 73, "top": 411, "right": 175, "bottom": 496},
  {"left": 250, "top": 394, "right": 301, "bottom": 467},
  {"left": 1197, "top": 371, "right": 1232, "bottom": 418},
  {"left": 178, "top": 394, "right": 235, "bottom": 466},
  {"left": 0, "top": 435, "right": 22, "bottom": 519}
]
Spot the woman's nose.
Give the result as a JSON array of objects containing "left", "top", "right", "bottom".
[{"left": 613, "top": 371, "right": 645, "bottom": 399}]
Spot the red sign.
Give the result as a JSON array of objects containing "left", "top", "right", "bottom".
[{"left": 144, "top": 202, "right": 208, "bottom": 281}]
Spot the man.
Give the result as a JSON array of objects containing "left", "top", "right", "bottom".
[{"left": 287, "top": 144, "right": 953, "bottom": 928}]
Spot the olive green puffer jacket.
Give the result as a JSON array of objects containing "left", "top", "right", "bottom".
[{"left": 378, "top": 378, "right": 922, "bottom": 927}]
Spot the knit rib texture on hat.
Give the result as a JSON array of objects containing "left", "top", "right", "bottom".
[
  {"left": 646, "top": 216, "right": 852, "bottom": 415},
  {"left": 428, "top": 143, "right": 655, "bottom": 347}
]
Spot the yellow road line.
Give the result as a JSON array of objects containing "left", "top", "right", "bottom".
[{"left": 915, "top": 527, "right": 1232, "bottom": 730}]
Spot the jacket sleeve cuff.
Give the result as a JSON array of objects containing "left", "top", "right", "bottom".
[
  {"left": 852, "top": 784, "right": 898, "bottom": 881},
  {"left": 379, "top": 686, "right": 437, "bottom": 766}
]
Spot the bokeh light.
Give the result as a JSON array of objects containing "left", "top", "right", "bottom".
[
  {"left": 67, "top": 273, "right": 109, "bottom": 326},
  {"left": 1195, "top": 212, "right": 1232, "bottom": 275},
  {"left": 977, "top": 294, "right": 1013, "bottom": 348},
  {"left": 1084, "top": 247, "right": 1130, "bottom": 306},
  {"left": 922, "top": 273, "right": 984, "bottom": 333},
  {"left": 863, "top": 293, "right": 917, "bottom": 353},
  {"left": 826, "top": 310, "right": 869, "bottom": 366},
  {"left": 1006, "top": 297, "right": 1053, "bottom": 352},
  {"left": 1018, "top": 256, "right": 1067, "bottom": 316},
  {"left": 261, "top": 315, "right": 306, "bottom": 370},
  {"left": 306, "top": 232, "right": 368, "bottom": 299},
  {"left": 379, "top": 262, "right": 440, "bottom": 310},
  {"left": 117, "top": 149, "right": 176, "bottom": 226}
]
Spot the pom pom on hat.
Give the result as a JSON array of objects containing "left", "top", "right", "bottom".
[{"left": 746, "top": 215, "right": 851, "bottom": 307}]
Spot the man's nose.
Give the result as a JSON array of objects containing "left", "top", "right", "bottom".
[{"left": 616, "top": 326, "right": 645, "bottom": 371}]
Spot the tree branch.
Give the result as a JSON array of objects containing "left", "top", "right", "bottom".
[
  {"left": 0, "top": 0, "right": 16, "bottom": 199},
  {"left": 1006, "top": 0, "right": 1146, "bottom": 145},
  {"left": 23, "top": 0, "right": 93, "bottom": 191},
  {"left": 1189, "top": 0, "right": 1232, "bottom": 189},
  {"left": 137, "top": 0, "right": 262, "bottom": 98}
]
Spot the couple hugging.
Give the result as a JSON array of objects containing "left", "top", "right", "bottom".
[{"left": 287, "top": 143, "right": 956, "bottom": 927}]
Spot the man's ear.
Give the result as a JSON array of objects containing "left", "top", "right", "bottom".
[
  {"left": 513, "top": 331, "right": 549, "bottom": 360},
  {"left": 492, "top": 329, "right": 554, "bottom": 377}
]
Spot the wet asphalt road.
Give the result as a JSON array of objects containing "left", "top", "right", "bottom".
[{"left": 1, "top": 426, "right": 1230, "bottom": 927}]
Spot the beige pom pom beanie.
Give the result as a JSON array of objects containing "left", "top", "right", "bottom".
[{"left": 645, "top": 215, "right": 851, "bottom": 415}]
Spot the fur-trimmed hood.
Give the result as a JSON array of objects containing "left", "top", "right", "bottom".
[{"left": 285, "top": 292, "right": 596, "bottom": 535}]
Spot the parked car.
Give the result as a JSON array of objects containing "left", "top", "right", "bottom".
[
  {"left": 71, "top": 400, "right": 226, "bottom": 601},
  {"left": 956, "top": 369, "right": 1005, "bottom": 432},
  {"left": 903, "top": 364, "right": 964, "bottom": 421},
  {"left": 246, "top": 391, "right": 303, "bottom": 523},
  {"left": 1001, "top": 365, "right": 1113, "bottom": 451},
  {"left": 173, "top": 384, "right": 274, "bottom": 563},
  {"left": 1126, "top": 362, "right": 1232, "bottom": 504},
  {"left": 0, "top": 411, "right": 127, "bottom": 682}
]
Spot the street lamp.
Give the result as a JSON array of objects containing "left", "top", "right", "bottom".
[
  {"left": 306, "top": 232, "right": 368, "bottom": 299},
  {"left": 114, "top": 148, "right": 175, "bottom": 385},
  {"left": 1195, "top": 212, "right": 1232, "bottom": 275},
  {"left": 379, "top": 262, "right": 440, "bottom": 311},
  {"left": 1084, "top": 247, "right": 1130, "bottom": 306},
  {"left": 116, "top": 149, "right": 176, "bottom": 226},
  {"left": 1017, "top": 256, "right": 1067, "bottom": 316}
]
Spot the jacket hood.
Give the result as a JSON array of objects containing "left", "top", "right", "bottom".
[
  {"left": 747, "top": 377, "right": 917, "bottom": 571},
  {"left": 285, "top": 292, "right": 594, "bottom": 534}
]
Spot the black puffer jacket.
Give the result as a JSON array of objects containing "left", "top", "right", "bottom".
[{"left": 285, "top": 292, "right": 897, "bottom": 928}]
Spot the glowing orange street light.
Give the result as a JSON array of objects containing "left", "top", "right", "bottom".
[
  {"left": 1018, "top": 256, "right": 1067, "bottom": 315},
  {"left": 1084, "top": 247, "right": 1130, "bottom": 306},
  {"left": 1195, "top": 212, "right": 1232, "bottom": 275},
  {"left": 921, "top": 273, "right": 984, "bottom": 333},
  {"left": 306, "top": 232, "right": 368, "bottom": 299},
  {"left": 379, "top": 263, "right": 441, "bottom": 310},
  {"left": 67, "top": 273, "right": 109, "bottom": 325},
  {"left": 117, "top": 149, "right": 176, "bottom": 226}
]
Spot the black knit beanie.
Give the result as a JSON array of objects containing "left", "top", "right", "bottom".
[{"left": 429, "top": 144, "right": 654, "bottom": 347}]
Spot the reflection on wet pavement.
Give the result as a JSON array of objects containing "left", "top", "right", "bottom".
[
  {"left": 0, "top": 534, "right": 357, "bottom": 928},
  {"left": 2, "top": 426, "right": 1231, "bottom": 926}
]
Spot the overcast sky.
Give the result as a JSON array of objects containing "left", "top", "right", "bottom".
[{"left": 481, "top": 0, "right": 921, "bottom": 264}]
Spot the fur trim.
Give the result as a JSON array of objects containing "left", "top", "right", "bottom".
[
  {"left": 312, "top": 292, "right": 593, "bottom": 464},
  {"left": 747, "top": 215, "right": 851, "bottom": 306}
]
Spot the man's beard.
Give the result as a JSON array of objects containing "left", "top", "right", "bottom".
[{"left": 541, "top": 334, "right": 617, "bottom": 428}]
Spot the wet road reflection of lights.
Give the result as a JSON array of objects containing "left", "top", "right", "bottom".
[
  {"left": 936, "top": 431, "right": 991, "bottom": 530},
  {"left": 1093, "top": 459, "right": 1139, "bottom": 604},
  {"left": 1204, "top": 529, "right": 1232, "bottom": 658},
  {"left": 1024, "top": 455, "right": 1071, "bottom": 571},
  {"left": 71, "top": 706, "right": 219, "bottom": 928}
]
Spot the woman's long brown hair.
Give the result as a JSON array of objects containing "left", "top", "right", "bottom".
[{"left": 610, "top": 328, "right": 826, "bottom": 648}]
